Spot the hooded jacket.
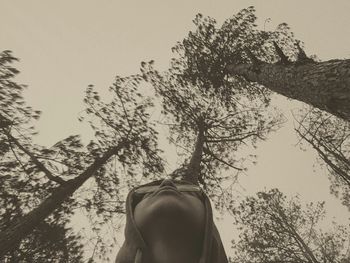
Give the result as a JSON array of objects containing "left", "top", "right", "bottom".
[{"left": 115, "top": 183, "right": 228, "bottom": 263}]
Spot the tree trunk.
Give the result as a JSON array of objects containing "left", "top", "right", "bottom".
[
  {"left": 0, "top": 144, "right": 126, "bottom": 257},
  {"left": 227, "top": 59, "right": 350, "bottom": 122},
  {"left": 276, "top": 206, "right": 320, "bottom": 263},
  {"left": 295, "top": 128, "right": 350, "bottom": 186},
  {"left": 185, "top": 121, "right": 205, "bottom": 185}
]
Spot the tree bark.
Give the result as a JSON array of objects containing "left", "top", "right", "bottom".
[
  {"left": 0, "top": 143, "right": 127, "bottom": 258},
  {"left": 227, "top": 59, "right": 350, "bottom": 122},
  {"left": 185, "top": 121, "right": 205, "bottom": 185}
]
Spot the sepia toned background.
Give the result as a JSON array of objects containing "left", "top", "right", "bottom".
[{"left": 1, "top": 0, "right": 349, "bottom": 258}]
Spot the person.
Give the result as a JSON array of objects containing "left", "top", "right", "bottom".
[{"left": 115, "top": 178, "right": 228, "bottom": 263}]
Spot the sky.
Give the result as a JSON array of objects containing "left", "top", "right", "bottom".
[{"left": 1, "top": 0, "right": 350, "bottom": 259}]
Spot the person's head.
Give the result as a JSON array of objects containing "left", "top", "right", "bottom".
[
  {"left": 133, "top": 179, "right": 206, "bottom": 262},
  {"left": 115, "top": 178, "right": 228, "bottom": 263}
]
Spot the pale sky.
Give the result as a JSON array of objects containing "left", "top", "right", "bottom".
[{"left": 1, "top": 0, "right": 350, "bottom": 259}]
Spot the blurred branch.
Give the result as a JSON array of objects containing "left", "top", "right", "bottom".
[
  {"left": 5, "top": 132, "right": 66, "bottom": 185},
  {"left": 205, "top": 132, "right": 260, "bottom": 143}
]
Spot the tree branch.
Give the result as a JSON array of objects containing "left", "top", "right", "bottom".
[
  {"left": 5, "top": 132, "right": 66, "bottom": 185},
  {"left": 295, "top": 41, "right": 314, "bottom": 64},
  {"left": 205, "top": 133, "right": 259, "bottom": 143},
  {"left": 203, "top": 146, "right": 243, "bottom": 171},
  {"left": 273, "top": 41, "right": 290, "bottom": 64}
]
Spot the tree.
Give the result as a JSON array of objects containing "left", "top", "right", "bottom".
[
  {"left": 227, "top": 43, "right": 350, "bottom": 122},
  {"left": 177, "top": 6, "right": 349, "bottom": 212},
  {"left": 2, "top": 220, "right": 84, "bottom": 262},
  {"left": 170, "top": 6, "right": 350, "bottom": 121},
  {"left": 295, "top": 108, "right": 350, "bottom": 210},
  {"left": 0, "top": 53, "right": 163, "bottom": 260},
  {"left": 142, "top": 36, "right": 281, "bottom": 207},
  {"left": 0, "top": 50, "right": 83, "bottom": 261},
  {"left": 219, "top": 9, "right": 350, "bottom": 122},
  {"left": 231, "top": 189, "right": 350, "bottom": 263},
  {"left": 169, "top": 7, "right": 299, "bottom": 109},
  {"left": 172, "top": 6, "right": 350, "bottom": 211}
]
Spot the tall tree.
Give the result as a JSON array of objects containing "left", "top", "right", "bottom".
[
  {"left": 172, "top": 6, "right": 350, "bottom": 121},
  {"left": 0, "top": 50, "right": 83, "bottom": 261},
  {"left": 231, "top": 189, "right": 350, "bottom": 263},
  {"left": 227, "top": 43, "right": 350, "bottom": 122},
  {"left": 219, "top": 8, "right": 350, "bottom": 122},
  {"left": 295, "top": 108, "right": 350, "bottom": 210},
  {"left": 172, "top": 7, "right": 350, "bottom": 211},
  {"left": 0, "top": 59, "right": 163, "bottom": 259},
  {"left": 142, "top": 9, "right": 288, "bottom": 203},
  {"left": 142, "top": 42, "right": 281, "bottom": 208}
]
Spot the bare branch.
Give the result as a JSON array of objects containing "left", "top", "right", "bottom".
[{"left": 295, "top": 41, "right": 314, "bottom": 63}]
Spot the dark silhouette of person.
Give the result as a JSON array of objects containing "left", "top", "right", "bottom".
[{"left": 115, "top": 178, "right": 228, "bottom": 262}]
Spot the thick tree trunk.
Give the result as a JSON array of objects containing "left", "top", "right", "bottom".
[
  {"left": 227, "top": 59, "right": 350, "bottom": 122},
  {"left": 0, "top": 144, "right": 126, "bottom": 257}
]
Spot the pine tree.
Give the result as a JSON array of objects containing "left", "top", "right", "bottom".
[
  {"left": 0, "top": 53, "right": 163, "bottom": 259},
  {"left": 231, "top": 189, "right": 350, "bottom": 263},
  {"left": 295, "top": 108, "right": 350, "bottom": 210}
]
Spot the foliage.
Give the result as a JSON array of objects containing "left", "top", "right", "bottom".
[
  {"left": 0, "top": 51, "right": 164, "bottom": 261},
  {"left": 296, "top": 108, "right": 350, "bottom": 210},
  {"left": 0, "top": 51, "right": 85, "bottom": 261},
  {"left": 172, "top": 7, "right": 300, "bottom": 102},
  {"left": 2, "top": 218, "right": 84, "bottom": 263},
  {"left": 78, "top": 74, "right": 165, "bottom": 217},
  {"left": 140, "top": 7, "right": 291, "bottom": 209},
  {"left": 0, "top": 50, "right": 41, "bottom": 133},
  {"left": 143, "top": 60, "right": 282, "bottom": 209},
  {"left": 81, "top": 75, "right": 163, "bottom": 182},
  {"left": 231, "top": 189, "right": 350, "bottom": 263},
  {"left": 76, "top": 75, "right": 165, "bottom": 261}
]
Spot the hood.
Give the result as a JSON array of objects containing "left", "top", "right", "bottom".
[{"left": 115, "top": 186, "right": 228, "bottom": 263}]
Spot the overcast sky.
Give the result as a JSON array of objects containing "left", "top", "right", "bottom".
[{"left": 1, "top": 0, "right": 349, "bottom": 258}]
